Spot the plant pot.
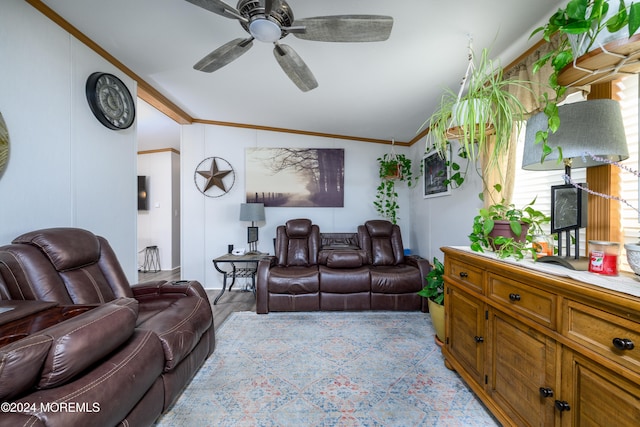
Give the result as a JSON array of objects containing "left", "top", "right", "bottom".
[
  {"left": 428, "top": 299, "right": 445, "bottom": 343},
  {"left": 489, "top": 220, "right": 529, "bottom": 250},
  {"left": 446, "top": 98, "right": 495, "bottom": 140},
  {"left": 383, "top": 163, "right": 402, "bottom": 180}
]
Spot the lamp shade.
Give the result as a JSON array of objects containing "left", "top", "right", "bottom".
[
  {"left": 239, "top": 203, "right": 265, "bottom": 222},
  {"left": 522, "top": 99, "right": 628, "bottom": 170}
]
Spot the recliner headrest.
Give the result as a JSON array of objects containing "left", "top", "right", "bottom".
[
  {"left": 285, "top": 219, "right": 312, "bottom": 238},
  {"left": 365, "top": 220, "right": 393, "bottom": 237},
  {"left": 12, "top": 228, "right": 101, "bottom": 272}
]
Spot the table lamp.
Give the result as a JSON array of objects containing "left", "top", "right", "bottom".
[
  {"left": 239, "top": 202, "right": 265, "bottom": 254},
  {"left": 522, "top": 99, "right": 629, "bottom": 270}
]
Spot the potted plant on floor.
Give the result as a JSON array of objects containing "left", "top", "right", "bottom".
[
  {"left": 530, "top": 0, "right": 640, "bottom": 162},
  {"left": 469, "top": 185, "right": 551, "bottom": 260},
  {"left": 374, "top": 152, "right": 419, "bottom": 224},
  {"left": 418, "top": 257, "right": 445, "bottom": 344}
]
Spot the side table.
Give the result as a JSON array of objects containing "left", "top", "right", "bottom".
[{"left": 212, "top": 253, "right": 266, "bottom": 305}]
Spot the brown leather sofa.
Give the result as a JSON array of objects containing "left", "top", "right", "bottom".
[
  {"left": 256, "top": 219, "right": 430, "bottom": 314},
  {"left": 0, "top": 227, "right": 215, "bottom": 426}
]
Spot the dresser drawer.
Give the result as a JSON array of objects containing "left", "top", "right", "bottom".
[
  {"left": 563, "top": 300, "right": 640, "bottom": 374},
  {"left": 487, "top": 273, "right": 556, "bottom": 330},
  {"left": 447, "top": 259, "right": 483, "bottom": 294}
]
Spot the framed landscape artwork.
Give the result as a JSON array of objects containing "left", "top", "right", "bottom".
[
  {"left": 423, "top": 150, "right": 450, "bottom": 198},
  {"left": 245, "top": 148, "right": 344, "bottom": 207}
]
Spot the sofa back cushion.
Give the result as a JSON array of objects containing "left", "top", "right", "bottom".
[
  {"left": 11, "top": 228, "right": 133, "bottom": 304},
  {"left": 275, "top": 219, "right": 320, "bottom": 267},
  {"left": 358, "top": 220, "right": 406, "bottom": 266},
  {"left": 37, "top": 298, "right": 138, "bottom": 389},
  {"left": 0, "top": 334, "right": 52, "bottom": 400}
]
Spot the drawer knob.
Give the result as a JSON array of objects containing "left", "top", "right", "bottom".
[
  {"left": 539, "top": 387, "right": 554, "bottom": 398},
  {"left": 509, "top": 293, "right": 521, "bottom": 302},
  {"left": 474, "top": 336, "right": 484, "bottom": 343},
  {"left": 612, "top": 337, "right": 635, "bottom": 351},
  {"left": 459, "top": 272, "right": 468, "bottom": 278},
  {"left": 554, "top": 400, "right": 571, "bottom": 412}
]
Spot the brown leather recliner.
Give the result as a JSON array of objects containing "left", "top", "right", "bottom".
[
  {"left": 256, "top": 219, "right": 321, "bottom": 313},
  {"left": 0, "top": 227, "right": 215, "bottom": 423},
  {"left": 358, "top": 220, "right": 429, "bottom": 311}
]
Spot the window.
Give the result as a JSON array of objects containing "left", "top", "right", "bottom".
[{"left": 512, "top": 75, "right": 639, "bottom": 272}]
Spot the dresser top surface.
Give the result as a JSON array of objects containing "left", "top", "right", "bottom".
[{"left": 444, "top": 246, "right": 640, "bottom": 299}]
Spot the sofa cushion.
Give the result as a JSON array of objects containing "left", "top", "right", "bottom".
[
  {"left": 370, "top": 266, "right": 423, "bottom": 293},
  {"left": 0, "top": 334, "right": 52, "bottom": 400},
  {"left": 268, "top": 266, "right": 319, "bottom": 294},
  {"left": 137, "top": 296, "right": 212, "bottom": 371},
  {"left": 38, "top": 298, "right": 138, "bottom": 389},
  {"left": 285, "top": 219, "right": 312, "bottom": 238},
  {"left": 319, "top": 250, "right": 364, "bottom": 268},
  {"left": 13, "top": 228, "right": 101, "bottom": 272}
]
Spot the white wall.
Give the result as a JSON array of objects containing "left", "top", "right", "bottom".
[
  {"left": 137, "top": 150, "right": 181, "bottom": 270},
  {"left": 180, "top": 123, "right": 417, "bottom": 288},
  {"left": 0, "top": 1, "right": 138, "bottom": 281},
  {"left": 408, "top": 141, "right": 484, "bottom": 263}
]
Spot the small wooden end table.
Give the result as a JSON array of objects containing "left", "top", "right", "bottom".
[{"left": 211, "top": 253, "right": 267, "bottom": 304}]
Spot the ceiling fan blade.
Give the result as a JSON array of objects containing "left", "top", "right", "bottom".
[
  {"left": 273, "top": 44, "right": 318, "bottom": 92},
  {"left": 185, "top": 0, "right": 247, "bottom": 22},
  {"left": 291, "top": 15, "right": 393, "bottom": 42},
  {"left": 194, "top": 38, "right": 254, "bottom": 73}
]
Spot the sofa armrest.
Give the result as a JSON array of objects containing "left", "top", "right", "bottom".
[
  {"left": 256, "top": 256, "right": 276, "bottom": 314},
  {"left": 131, "top": 280, "right": 208, "bottom": 300}
]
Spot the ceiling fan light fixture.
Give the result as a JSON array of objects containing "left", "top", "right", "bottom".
[{"left": 249, "top": 18, "right": 281, "bottom": 42}]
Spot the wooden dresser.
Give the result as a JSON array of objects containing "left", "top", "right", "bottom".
[{"left": 442, "top": 246, "right": 640, "bottom": 427}]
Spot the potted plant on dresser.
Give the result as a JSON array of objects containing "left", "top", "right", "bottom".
[
  {"left": 468, "top": 185, "right": 551, "bottom": 260},
  {"left": 418, "top": 257, "right": 445, "bottom": 344}
]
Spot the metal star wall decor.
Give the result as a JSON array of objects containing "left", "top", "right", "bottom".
[{"left": 194, "top": 157, "right": 235, "bottom": 197}]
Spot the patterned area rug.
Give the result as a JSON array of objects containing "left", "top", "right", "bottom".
[{"left": 155, "top": 311, "right": 498, "bottom": 426}]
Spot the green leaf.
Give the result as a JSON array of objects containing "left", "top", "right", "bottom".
[
  {"left": 509, "top": 220, "right": 522, "bottom": 237},
  {"left": 606, "top": 4, "right": 627, "bottom": 33},
  {"left": 566, "top": 0, "right": 588, "bottom": 20},
  {"left": 629, "top": 3, "right": 640, "bottom": 36},
  {"left": 551, "top": 51, "right": 573, "bottom": 71},
  {"left": 483, "top": 219, "right": 495, "bottom": 235}
]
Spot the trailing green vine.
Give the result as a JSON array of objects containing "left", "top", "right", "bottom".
[{"left": 374, "top": 153, "right": 419, "bottom": 224}]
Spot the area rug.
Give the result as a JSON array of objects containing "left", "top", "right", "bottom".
[{"left": 155, "top": 311, "right": 498, "bottom": 426}]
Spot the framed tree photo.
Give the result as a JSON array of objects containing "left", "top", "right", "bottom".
[{"left": 423, "top": 150, "right": 450, "bottom": 198}]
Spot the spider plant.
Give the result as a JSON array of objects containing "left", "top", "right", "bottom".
[{"left": 423, "top": 47, "right": 530, "bottom": 170}]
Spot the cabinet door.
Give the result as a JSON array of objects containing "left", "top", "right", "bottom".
[
  {"left": 487, "top": 309, "right": 557, "bottom": 427},
  {"left": 446, "top": 284, "right": 485, "bottom": 385},
  {"left": 561, "top": 349, "right": 640, "bottom": 427}
]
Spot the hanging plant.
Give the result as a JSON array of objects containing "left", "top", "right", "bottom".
[
  {"left": 374, "top": 152, "right": 419, "bottom": 224},
  {"left": 420, "top": 46, "right": 531, "bottom": 170},
  {"left": 530, "top": 0, "right": 640, "bottom": 163}
]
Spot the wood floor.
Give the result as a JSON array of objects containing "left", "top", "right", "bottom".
[{"left": 138, "top": 268, "right": 256, "bottom": 330}]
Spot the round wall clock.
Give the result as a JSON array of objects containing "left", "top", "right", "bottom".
[
  {"left": 194, "top": 157, "right": 235, "bottom": 198},
  {"left": 85, "top": 72, "right": 135, "bottom": 130},
  {"left": 0, "top": 112, "right": 9, "bottom": 179}
]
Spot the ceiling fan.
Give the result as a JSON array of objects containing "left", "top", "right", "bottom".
[{"left": 185, "top": 0, "right": 393, "bottom": 92}]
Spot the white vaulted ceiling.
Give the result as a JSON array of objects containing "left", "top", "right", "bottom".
[{"left": 38, "top": 0, "right": 566, "bottom": 150}]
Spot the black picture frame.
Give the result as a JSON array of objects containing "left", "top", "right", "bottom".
[
  {"left": 423, "top": 150, "right": 450, "bottom": 198},
  {"left": 550, "top": 184, "right": 588, "bottom": 233},
  {"left": 247, "top": 226, "right": 259, "bottom": 244}
]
